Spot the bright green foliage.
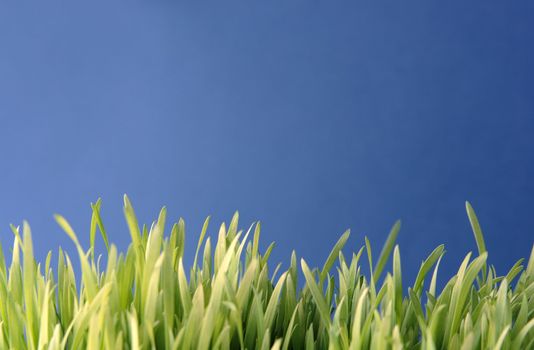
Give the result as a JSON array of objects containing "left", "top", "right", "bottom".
[{"left": 0, "top": 197, "right": 533, "bottom": 349}]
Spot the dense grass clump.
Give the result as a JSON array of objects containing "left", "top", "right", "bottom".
[{"left": 0, "top": 196, "right": 533, "bottom": 349}]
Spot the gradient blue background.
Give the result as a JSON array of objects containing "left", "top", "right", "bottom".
[{"left": 1, "top": 2, "right": 533, "bottom": 286}]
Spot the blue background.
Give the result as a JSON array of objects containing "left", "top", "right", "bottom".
[{"left": 1, "top": 2, "right": 533, "bottom": 286}]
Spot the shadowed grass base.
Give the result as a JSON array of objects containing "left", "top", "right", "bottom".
[{"left": 0, "top": 196, "right": 532, "bottom": 349}]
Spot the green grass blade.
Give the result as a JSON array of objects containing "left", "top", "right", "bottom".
[
  {"left": 373, "top": 220, "right": 401, "bottom": 283},
  {"left": 465, "top": 201, "right": 487, "bottom": 280},
  {"left": 320, "top": 229, "right": 350, "bottom": 285},
  {"left": 301, "top": 259, "right": 331, "bottom": 328}
]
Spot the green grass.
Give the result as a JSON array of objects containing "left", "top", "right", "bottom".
[{"left": 0, "top": 196, "right": 532, "bottom": 349}]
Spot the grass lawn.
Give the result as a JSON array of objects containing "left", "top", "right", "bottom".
[{"left": 0, "top": 196, "right": 532, "bottom": 349}]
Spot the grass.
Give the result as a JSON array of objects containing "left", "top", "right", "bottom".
[{"left": 0, "top": 196, "right": 532, "bottom": 349}]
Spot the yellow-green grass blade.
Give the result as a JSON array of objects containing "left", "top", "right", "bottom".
[
  {"left": 320, "top": 229, "right": 350, "bottom": 285},
  {"left": 465, "top": 201, "right": 487, "bottom": 279},
  {"left": 301, "top": 259, "right": 331, "bottom": 328},
  {"left": 373, "top": 220, "right": 401, "bottom": 283},
  {"left": 90, "top": 198, "right": 109, "bottom": 254}
]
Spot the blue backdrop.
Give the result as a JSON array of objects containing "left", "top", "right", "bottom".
[{"left": 1, "top": 1, "right": 533, "bottom": 286}]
